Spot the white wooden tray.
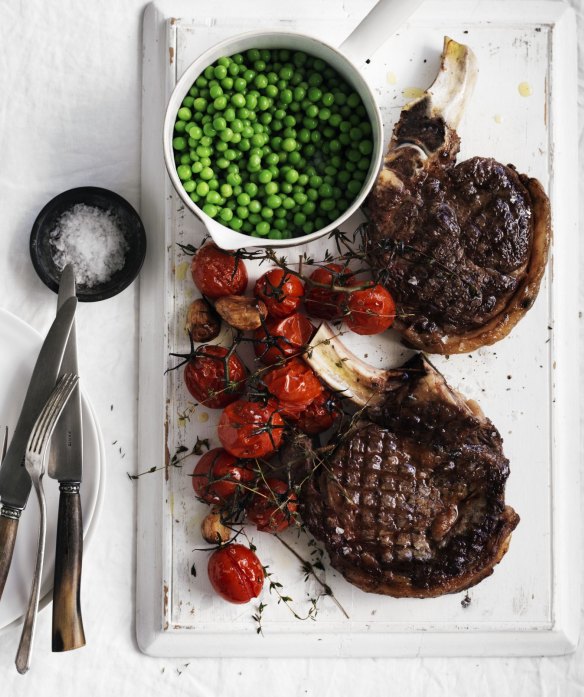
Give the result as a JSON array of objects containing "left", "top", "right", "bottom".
[{"left": 137, "top": 0, "right": 579, "bottom": 657}]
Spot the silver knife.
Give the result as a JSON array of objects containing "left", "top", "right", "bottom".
[
  {"left": 49, "top": 264, "right": 86, "bottom": 652},
  {"left": 0, "top": 296, "right": 77, "bottom": 602}
]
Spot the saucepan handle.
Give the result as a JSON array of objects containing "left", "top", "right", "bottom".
[{"left": 339, "top": 0, "right": 425, "bottom": 66}]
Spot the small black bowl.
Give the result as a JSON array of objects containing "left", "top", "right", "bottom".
[{"left": 30, "top": 186, "right": 146, "bottom": 302}]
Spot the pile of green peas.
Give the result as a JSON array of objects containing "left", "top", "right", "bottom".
[{"left": 172, "top": 48, "right": 373, "bottom": 240}]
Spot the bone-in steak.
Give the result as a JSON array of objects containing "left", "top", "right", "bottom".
[
  {"left": 365, "top": 38, "right": 551, "bottom": 354},
  {"left": 301, "top": 353, "right": 519, "bottom": 598}
]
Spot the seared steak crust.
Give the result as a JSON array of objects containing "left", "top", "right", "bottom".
[
  {"left": 365, "top": 44, "right": 551, "bottom": 355},
  {"left": 301, "top": 355, "right": 519, "bottom": 598}
]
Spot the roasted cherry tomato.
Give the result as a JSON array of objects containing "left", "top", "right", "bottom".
[
  {"left": 191, "top": 243, "right": 248, "bottom": 299},
  {"left": 262, "top": 358, "right": 322, "bottom": 418},
  {"left": 247, "top": 478, "right": 298, "bottom": 533},
  {"left": 192, "top": 448, "right": 255, "bottom": 504},
  {"left": 184, "top": 345, "right": 246, "bottom": 409},
  {"left": 345, "top": 283, "right": 396, "bottom": 335},
  {"left": 254, "top": 268, "right": 304, "bottom": 319},
  {"left": 207, "top": 543, "right": 264, "bottom": 604},
  {"left": 294, "top": 389, "right": 341, "bottom": 435},
  {"left": 218, "top": 399, "right": 285, "bottom": 458},
  {"left": 304, "top": 263, "right": 354, "bottom": 320},
  {"left": 253, "top": 313, "right": 314, "bottom": 366}
]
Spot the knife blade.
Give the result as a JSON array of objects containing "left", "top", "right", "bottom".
[
  {"left": 49, "top": 264, "right": 86, "bottom": 651},
  {"left": 0, "top": 296, "right": 77, "bottom": 602}
]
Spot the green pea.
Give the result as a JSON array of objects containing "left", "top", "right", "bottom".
[
  {"left": 249, "top": 200, "right": 262, "bottom": 213},
  {"left": 213, "top": 65, "right": 227, "bottom": 80},
  {"left": 266, "top": 194, "right": 282, "bottom": 208},
  {"left": 359, "top": 140, "right": 373, "bottom": 155},
  {"left": 193, "top": 97, "right": 207, "bottom": 112},
  {"left": 174, "top": 120, "right": 187, "bottom": 133},
  {"left": 200, "top": 166, "right": 214, "bottom": 180},
  {"left": 189, "top": 193, "right": 200, "bottom": 203},
  {"left": 195, "top": 181, "right": 209, "bottom": 196},
  {"left": 219, "top": 128, "right": 233, "bottom": 142},
  {"left": 258, "top": 169, "right": 272, "bottom": 184},
  {"left": 221, "top": 77, "right": 234, "bottom": 90},
  {"left": 183, "top": 180, "right": 196, "bottom": 193},
  {"left": 173, "top": 136, "right": 187, "bottom": 151},
  {"left": 203, "top": 203, "right": 218, "bottom": 218},
  {"left": 261, "top": 207, "right": 273, "bottom": 220},
  {"left": 282, "top": 138, "right": 296, "bottom": 152},
  {"left": 321, "top": 198, "right": 336, "bottom": 211},
  {"left": 227, "top": 172, "right": 242, "bottom": 187},
  {"left": 202, "top": 190, "right": 218, "bottom": 205},
  {"left": 256, "top": 221, "right": 270, "bottom": 236},
  {"left": 293, "top": 212, "right": 306, "bottom": 226},
  {"left": 282, "top": 197, "right": 295, "bottom": 210},
  {"left": 191, "top": 161, "right": 203, "bottom": 174},
  {"left": 177, "top": 164, "right": 191, "bottom": 180},
  {"left": 212, "top": 117, "right": 226, "bottom": 131},
  {"left": 268, "top": 229, "right": 283, "bottom": 239},
  {"left": 220, "top": 183, "right": 233, "bottom": 198},
  {"left": 236, "top": 206, "right": 249, "bottom": 219},
  {"left": 179, "top": 154, "right": 190, "bottom": 165},
  {"left": 258, "top": 96, "right": 270, "bottom": 111},
  {"left": 229, "top": 216, "right": 243, "bottom": 231},
  {"left": 213, "top": 96, "right": 227, "bottom": 110},
  {"left": 347, "top": 92, "right": 360, "bottom": 108},
  {"left": 265, "top": 181, "right": 278, "bottom": 195}
]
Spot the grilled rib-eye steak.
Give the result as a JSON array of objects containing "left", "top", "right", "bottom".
[
  {"left": 365, "top": 37, "right": 551, "bottom": 354},
  {"left": 301, "top": 346, "right": 519, "bottom": 598}
]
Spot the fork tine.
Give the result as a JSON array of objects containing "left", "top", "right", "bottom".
[
  {"left": 29, "top": 374, "right": 79, "bottom": 455},
  {"left": 30, "top": 377, "right": 71, "bottom": 453}
]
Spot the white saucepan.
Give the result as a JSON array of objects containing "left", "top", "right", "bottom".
[{"left": 163, "top": 0, "right": 424, "bottom": 249}]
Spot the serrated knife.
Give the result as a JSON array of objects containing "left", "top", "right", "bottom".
[
  {"left": 48, "top": 264, "right": 86, "bottom": 652},
  {"left": 0, "top": 296, "right": 77, "bottom": 602}
]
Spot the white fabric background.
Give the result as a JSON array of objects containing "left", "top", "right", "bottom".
[{"left": 0, "top": 0, "right": 582, "bottom": 694}]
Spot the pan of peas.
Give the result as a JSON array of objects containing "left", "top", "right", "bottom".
[{"left": 163, "top": 31, "right": 384, "bottom": 249}]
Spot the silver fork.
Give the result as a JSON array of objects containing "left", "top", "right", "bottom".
[{"left": 15, "top": 374, "right": 79, "bottom": 675}]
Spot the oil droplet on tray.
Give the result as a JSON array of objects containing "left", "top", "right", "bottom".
[
  {"left": 518, "top": 81, "right": 532, "bottom": 97},
  {"left": 175, "top": 261, "right": 189, "bottom": 281},
  {"left": 402, "top": 86, "right": 425, "bottom": 100},
  {"left": 198, "top": 412, "right": 209, "bottom": 423},
  {"left": 493, "top": 114, "right": 503, "bottom": 124},
  {"left": 386, "top": 71, "right": 397, "bottom": 85}
]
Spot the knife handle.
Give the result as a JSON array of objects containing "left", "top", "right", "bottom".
[
  {"left": 0, "top": 507, "right": 20, "bottom": 602},
  {"left": 52, "top": 483, "right": 86, "bottom": 652}
]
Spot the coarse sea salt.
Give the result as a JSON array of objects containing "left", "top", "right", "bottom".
[{"left": 49, "top": 203, "right": 129, "bottom": 288}]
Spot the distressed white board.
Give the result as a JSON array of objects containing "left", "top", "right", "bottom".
[{"left": 137, "top": 0, "right": 580, "bottom": 657}]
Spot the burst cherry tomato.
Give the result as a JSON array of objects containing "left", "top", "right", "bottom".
[
  {"left": 345, "top": 283, "right": 396, "bottom": 335},
  {"left": 192, "top": 448, "right": 255, "bottom": 504},
  {"left": 294, "top": 390, "right": 341, "bottom": 435},
  {"left": 184, "top": 345, "right": 246, "bottom": 409},
  {"left": 253, "top": 313, "right": 314, "bottom": 366},
  {"left": 247, "top": 478, "right": 298, "bottom": 533},
  {"left": 304, "top": 263, "right": 354, "bottom": 320},
  {"left": 218, "top": 399, "right": 285, "bottom": 458},
  {"left": 262, "top": 358, "right": 322, "bottom": 418},
  {"left": 207, "top": 544, "right": 264, "bottom": 604},
  {"left": 191, "top": 243, "right": 248, "bottom": 299},
  {"left": 254, "top": 269, "right": 304, "bottom": 319}
]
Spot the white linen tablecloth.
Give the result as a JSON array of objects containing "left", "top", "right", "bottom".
[{"left": 0, "top": 0, "right": 582, "bottom": 694}]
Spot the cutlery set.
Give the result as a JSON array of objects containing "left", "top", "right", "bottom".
[{"left": 0, "top": 265, "right": 85, "bottom": 673}]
